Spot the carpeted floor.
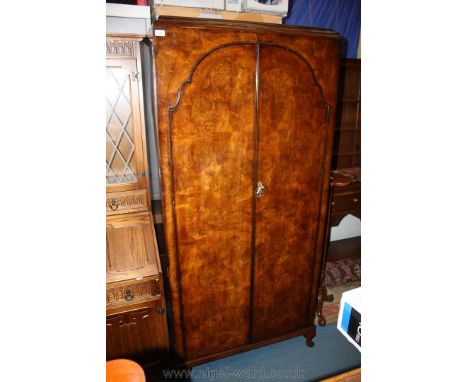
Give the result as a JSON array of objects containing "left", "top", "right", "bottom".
[{"left": 188, "top": 323, "right": 361, "bottom": 382}]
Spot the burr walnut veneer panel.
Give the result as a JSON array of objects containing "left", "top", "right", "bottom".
[
  {"left": 252, "top": 45, "right": 329, "bottom": 341},
  {"left": 170, "top": 44, "right": 256, "bottom": 359},
  {"left": 153, "top": 18, "right": 340, "bottom": 365}
]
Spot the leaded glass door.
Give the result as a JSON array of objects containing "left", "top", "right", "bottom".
[{"left": 106, "top": 56, "right": 146, "bottom": 193}]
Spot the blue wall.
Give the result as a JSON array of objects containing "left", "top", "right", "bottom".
[{"left": 284, "top": 0, "right": 361, "bottom": 58}]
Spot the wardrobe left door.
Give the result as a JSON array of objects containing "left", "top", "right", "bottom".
[{"left": 161, "top": 42, "right": 257, "bottom": 360}]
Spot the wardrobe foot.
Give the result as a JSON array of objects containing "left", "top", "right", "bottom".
[{"left": 304, "top": 327, "right": 316, "bottom": 347}]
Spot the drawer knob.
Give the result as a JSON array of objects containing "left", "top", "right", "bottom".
[
  {"left": 353, "top": 198, "right": 359, "bottom": 202},
  {"left": 108, "top": 198, "right": 119, "bottom": 211},
  {"left": 124, "top": 288, "right": 134, "bottom": 301},
  {"left": 156, "top": 307, "right": 165, "bottom": 315}
]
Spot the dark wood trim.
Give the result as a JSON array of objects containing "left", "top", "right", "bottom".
[
  {"left": 260, "top": 43, "right": 328, "bottom": 106},
  {"left": 167, "top": 105, "right": 187, "bottom": 358},
  {"left": 306, "top": 47, "right": 341, "bottom": 327},
  {"left": 339, "top": 58, "right": 361, "bottom": 67},
  {"left": 156, "top": 16, "right": 341, "bottom": 39},
  {"left": 305, "top": 108, "right": 333, "bottom": 326},
  {"left": 167, "top": 42, "right": 256, "bottom": 111},
  {"left": 181, "top": 326, "right": 321, "bottom": 368},
  {"left": 248, "top": 42, "right": 260, "bottom": 343},
  {"left": 167, "top": 41, "right": 329, "bottom": 111}
]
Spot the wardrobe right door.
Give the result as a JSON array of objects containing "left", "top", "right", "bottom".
[{"left": 251, "top": 44, "right": 330, "bottom": 342}]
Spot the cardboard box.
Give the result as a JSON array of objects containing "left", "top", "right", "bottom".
[
  {"left": 153, "top": 1, "right": 288, "bottom": 15},
  {"left": 154, "top": 5, "right": 283, "bottom": 24},
  {"left": 225, "top": 0, "right": 243, "bottom": 12},
  {"left": 153, "top": 0, "right": 224, "bottom": 9}
]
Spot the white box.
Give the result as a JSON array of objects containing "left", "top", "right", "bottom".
[
  {"left": 225, "top": 0, "right": 243, "bottom": 12},
  {"left": 337, "top": 287, "right": 361, "bottom": 352},
  {"left": 243, "top": 0, "right": 288, "bottom": 16},
  {"left": 106, "top": 3, "right": 151, "bottom": 19},
  {"left": 153, "top": 0, "right": 224, "bottom": 10}
]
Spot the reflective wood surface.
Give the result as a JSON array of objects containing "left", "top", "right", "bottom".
[{"left": 154, "top": 18, "right": 341, "bottom": 365}]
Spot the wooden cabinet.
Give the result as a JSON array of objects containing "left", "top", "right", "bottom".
[
  {"left": 153, "top": 18, "right": 341, "bottom": 365},
  {"left": 316, "top": 60, "right": 361, "bottom": 327},
  {"left": 106, "top": 37, "right": 169, "bottom": 361},
  {"left": 329, "top": 168, "right": 361, "bottom": 228},
  {"left": 329, "top": 59, "right": 361, "bottom": 226},
  {"left": 106, "top": 300, "right": 168, "bottom": 360},
  {"left": 332, "top": 59, "right": 361, "bottom": 170},
  {"left": 106, "top": 39, "right": 148, "bottom": 197}
]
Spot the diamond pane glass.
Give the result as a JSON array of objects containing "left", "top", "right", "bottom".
[{"left": 106, "top": 67, "right": 137, "bottom": 184}]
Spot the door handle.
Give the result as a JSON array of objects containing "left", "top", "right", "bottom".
[
  {"left": 256, "top": 181, "right": 265, "bottom": 198},
  {"left": 108, "top": 198, "right": 119, "bottom": 211},
  {"left": 124, "top": 288, "right": 134, "bottom": 301}
]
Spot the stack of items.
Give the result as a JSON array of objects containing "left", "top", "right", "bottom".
[{"left": 151, "top": 0, "right": 289, "bottom": 24}]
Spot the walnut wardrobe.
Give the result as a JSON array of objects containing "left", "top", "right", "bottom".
[{"left": 152, "top": 18, "right": 341, "bottom": 366}]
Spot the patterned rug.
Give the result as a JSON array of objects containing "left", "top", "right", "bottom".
[
  {"left": 320, "top": 281, "right": 361, "bottom": 325},
  {"left": 325, "top": 259, "right": 361, "bottom": 288},
  {"left": 316, "top": 258, "right": 361, "bottom": 325}
]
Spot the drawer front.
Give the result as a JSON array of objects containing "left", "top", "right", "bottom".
[
  {"left": 331, "top": 191, "right": 360, "bottom": 212},
  {"left": 106, "top": 189, "right": 148, "bottom": 215},
  {"left": 106, "top": 277, "right": 161, "bottom": 309}
]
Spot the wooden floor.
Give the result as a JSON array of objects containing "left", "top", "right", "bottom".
[{"left": 321, "top": 367, "right": 361, "bottom": 381}]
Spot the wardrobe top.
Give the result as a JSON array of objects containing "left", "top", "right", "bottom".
[{"left": 154, "top": 16, "right": 341, "bottom": 40}]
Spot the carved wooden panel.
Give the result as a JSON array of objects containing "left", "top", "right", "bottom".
[
  {"left": 106, "top": 212, "right": 159, "bottom": 283},
  {"left": 106, "top": 301, "right": 168, "bottom": 360},
  {"left": 106, "top": 277, "right": 161, "bottom": 309},
  {"left": 106, "top": 189, "right": 148, "bottom": 215},
  {"left": 106, "top": 39, "right": 136, "bottom": 58}
]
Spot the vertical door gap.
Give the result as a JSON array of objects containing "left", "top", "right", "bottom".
[{"left": 249, "top": 42, "right": 260, "bottom": 343}]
